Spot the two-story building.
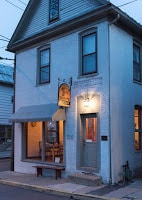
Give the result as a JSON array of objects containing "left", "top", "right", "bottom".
[
  {"left": 0, "top": 64, "right": 13, "bottom": 145},
  {"left": 7, "top": 0, "right": 142, "bottom": 184}
]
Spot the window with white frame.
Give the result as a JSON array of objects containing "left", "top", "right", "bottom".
[
  {"left": 133, "top": 44, "right": 141, "bottom": 82},
  {"left": 80, "top": 31, "right": 97, "bottom": 76},
  {"left": 38, "top": 47, "right": 50, "bottom": 84},
  {"left": 49, "top": 0, "right": 59, "bottom": 22}
]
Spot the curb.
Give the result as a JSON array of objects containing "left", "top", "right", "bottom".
[{"left": 0, "top": 179, "right": 120, "bottom": 200}]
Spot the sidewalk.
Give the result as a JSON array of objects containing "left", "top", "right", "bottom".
[
  {"left": 0, "top": 170, "right": 116, "bottom": 200},
  {"left": 0, "top": 170, "right": 142, "bottom": 200}
]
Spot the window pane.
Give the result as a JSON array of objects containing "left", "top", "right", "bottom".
[
  {"left": 46, "top": 121, "right": 58, "bottom": 144},
  {"left": 134, "top": 109, "right": 139, "bottom": 129},
  {"left": 49, "top": 0, "right": 59, "bottom": 21},
  {"left": 133, "top": 44, "right": 141, "bottom": 82},
  {"left": 133, "top": 45, "right": 140, "bottom": 63},
  {"left": 40, "top": 49, "right": 49, "bottom": 66},
  {"left": 0, "top": 125, "right": 12, "bottom": 143},
  {"left": 83, "top": 34, "right": 96, "bottom": 55},
  {"left": 24, "top": 121, "right": 64, "bottom": 163},
  {"left": 83, "top": 54, "right": 96, "bottom": 74},
  {"left": 135, "top": 132, "right": 141, "bottom": 150},
  {"left": 40, "top": 66, "right": 49, "bottom": 83},
  {"left": 39, "top": 48, "right": 50, "bottom": 84},
  {"left": 134, "top": 106, "right": 142, "bottom": 151},
  {"left": 86, "top": 117, "right": 97, "bottom": 142},
  {"left": 134, "top": 63, "right": 141, "bottom": 81}
]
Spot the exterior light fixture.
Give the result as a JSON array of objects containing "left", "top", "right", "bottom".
[{"left": 83, "top": 96, "right": 90, "bottom": 107}]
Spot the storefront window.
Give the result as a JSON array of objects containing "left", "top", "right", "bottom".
[
  {"left": 23, "top": 121, "right": 64, "bottom": 163},
  {"left": 46, "top": 121, "right": 59, "bottom": 144}
]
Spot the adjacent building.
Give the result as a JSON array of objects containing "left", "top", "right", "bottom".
[
  {"left": 0, "top": 64, "right": 13, "bottom": 144},
  {"left": 7, "top": 0, "right": 142, "bottom": 184}
]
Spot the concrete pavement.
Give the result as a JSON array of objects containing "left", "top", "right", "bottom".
[
  {"left": 0, "top": 170, "right": 117, "bottom": 200},
  {"left": 0, "top": 151, "right": 142, "bottom": 199},
  {"left": 0, "top": 170, "right": 142, "bottom": 200}
]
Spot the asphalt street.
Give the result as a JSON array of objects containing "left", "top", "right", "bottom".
[{"left": 0, "top": 183, "right": 74, "bottom": 200}]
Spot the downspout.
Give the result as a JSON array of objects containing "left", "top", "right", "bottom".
[
  {"left": 108, "top": 13, "right": 120, "bottom": 184},
  {"left": 109, "top": 14, "right": 120, "bottom": 25},
  {"left": 10, "top": 54, "right": 16, "bottom": 171}
]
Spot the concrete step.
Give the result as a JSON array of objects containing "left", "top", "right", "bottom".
[
  {"left": 134, "top": 168, "right": 142, "bottom": 178},
  {"left": 68, "top": 173, "right": 102, "bottom": 186}
]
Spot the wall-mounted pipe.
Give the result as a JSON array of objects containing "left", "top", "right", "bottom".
[
  {"left": 109, "top": 13, "right": 120, "bottom": 25},
  {"left": 108, "top": 12, "right": 120, "bottom": 185}
]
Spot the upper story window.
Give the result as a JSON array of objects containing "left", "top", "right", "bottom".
[
  {"left": 49, "top": 0, "right": 59, "bottom": 22},
  {"left": 38, "top": 47, "right": 50, "bottom": 84},
  {"left": 133, "top": 44, "right": 141, "bottom": 82},
  {"left": 80, "top": 30, "right": 97, "bottom": 76}
]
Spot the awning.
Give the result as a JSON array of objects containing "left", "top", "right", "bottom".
[
  {"left": 52, "top": 108, "right": 66, "bottom": 121},
  {"left": 9, "top": 103, "right": 65, "bottom": 122}
]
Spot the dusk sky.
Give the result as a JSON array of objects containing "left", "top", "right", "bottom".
[{"left": 0, "top": 0, "right": 141, "bottom": 66}]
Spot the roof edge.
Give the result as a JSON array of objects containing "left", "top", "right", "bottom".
[{"left": 7, "top": 3, "right": 142, "bottom": 52}]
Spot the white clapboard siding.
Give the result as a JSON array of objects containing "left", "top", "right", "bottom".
[
  {"left": 0, "top": 85, "right": 13, "bottom": 125},
  {"left": 22, "top": 0, "right": 102, "bottom": 40},
  {"left": 61, "top": 0, "right": 101, "bottom": 19}
]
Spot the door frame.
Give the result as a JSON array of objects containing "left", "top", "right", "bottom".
[
  {"left": 81, "top": 113, "right": 98, "bottom": 167},
  {"left": 80, "top": 113, "right": 99, "bottom": 170},
  {"left": 76, "top": 95, "right": 100, "bottom": 172}
]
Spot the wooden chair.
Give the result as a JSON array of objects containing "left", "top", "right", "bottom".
[{"left": 39, "top": 141, "right": 52, "bottom": 160}]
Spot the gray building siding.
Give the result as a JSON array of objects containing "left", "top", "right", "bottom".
[
  {"left": 21, "top": 0, "right": 103, "bottom": 40},
  {"left": 61, "top": 0, "right": 101, "bottom": 19},
  {"left": 0, "top": 85, "right": 13, "bottom": 125},
  {"left": 22, "top": 0, "right": 48, "bottom": 39},
  {"left": 0, "top": 65, "right": 14, "bottom": 125}
]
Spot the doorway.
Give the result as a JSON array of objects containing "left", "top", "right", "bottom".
[{"left": 80, "top": 113, "right": 98, "bottom": 169}]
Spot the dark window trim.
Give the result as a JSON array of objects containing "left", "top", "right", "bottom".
[
  {"left": 79, "top": 28, "right": 97, "bottom": 77},
  {"left": 133, "top": 43, "right": 142, "bottom": 83},
  {"left": 37, "top": 45, "right": 51, "bottom": 85},
  {"left": 49, "top": 0, "right": 60, "bottom": 23}
]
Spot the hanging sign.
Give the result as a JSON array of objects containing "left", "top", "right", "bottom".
[{"left": 58, "top": 83, "right": 70, "bottom": 107}]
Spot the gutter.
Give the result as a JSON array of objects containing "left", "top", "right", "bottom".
[
  {"left": 109, "top": 13, "right": 120, "bottom": 25},
  {"left": 0, "top": 81, "right": 13, "bottom": 86},
  {"left": 7, "top": 4, "right": 113, "bottom": 52},
  {"left": 10, "top": 55, "right": 16, "bottom": 171},
  {"left": 7, "top": 4, "right": 142, "bottom": 53}
]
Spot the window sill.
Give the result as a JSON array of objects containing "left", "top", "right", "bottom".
[
  {"left": 49, "top": 18, "right": 60, "bottom": 25},
  {"left": 78, "top": 73, "right": 98, "bottom": 79},
  {"left": 133, "top": 80, "right": 142, "bottom": 85},
  {"left": 22, "top": 159, "right": 65, "bottom": 167},
  {"left": 36, "top": 82, "right": 50, "bottom": 87}
]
